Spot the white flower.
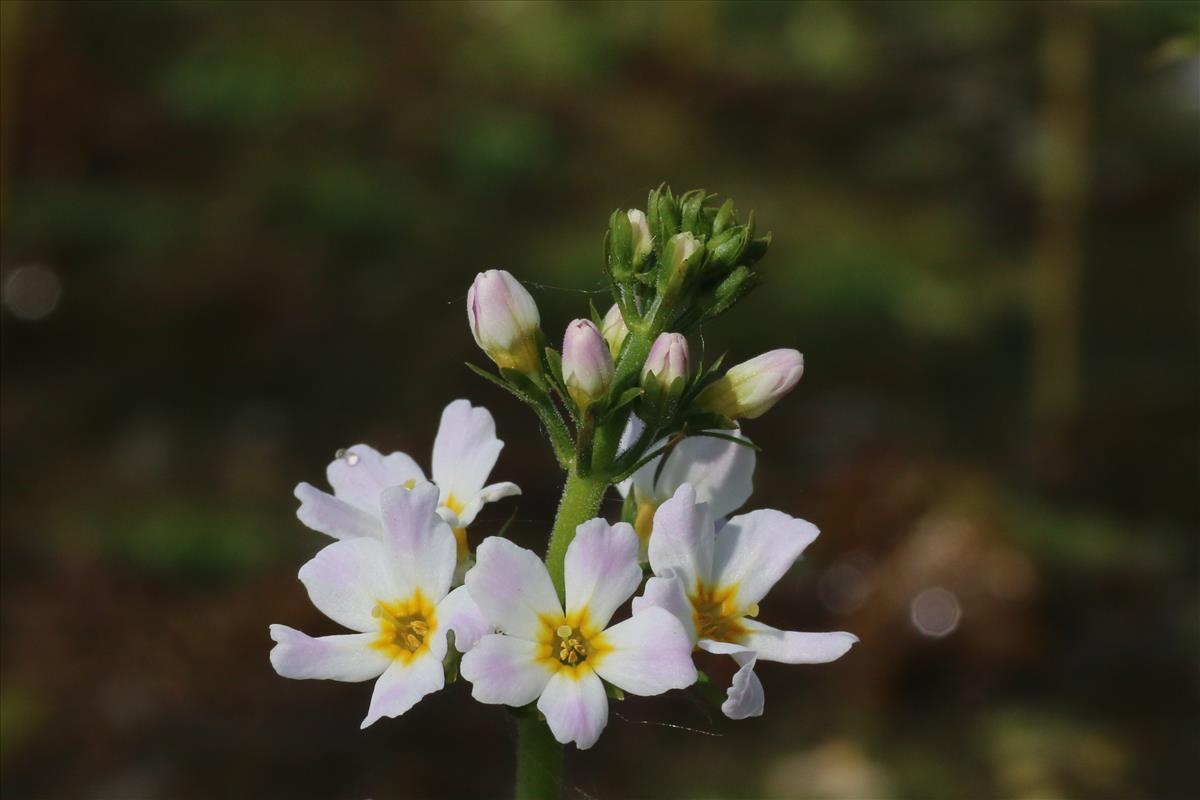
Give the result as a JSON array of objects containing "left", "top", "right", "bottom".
[
  {"left": 270, "top": 483, "right": 490, "bottom": 728},
  {"left": 294, "top": 399, "right": 520, "bottom": 567},
  {"left": 633, "top": 484, "right": 857, "bottom": 720},
  {"left": 616, "top": 416, "right": 755, "bottom": 552},
  {"left": 460, "top": 521, "right": 698, "bottom": 750}
]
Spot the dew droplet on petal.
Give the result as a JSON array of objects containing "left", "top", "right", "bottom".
[
  {"left": 346, "top": 452, "right": 359, "bottom": 466},
  {"left": 335, "top": 448, "right": 347, "bottom": 460}
]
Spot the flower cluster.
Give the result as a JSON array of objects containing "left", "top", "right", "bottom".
[{"left": 270, "top": 186, "right": 856, "bottom": 758}]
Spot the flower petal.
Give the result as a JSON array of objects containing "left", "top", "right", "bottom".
[
  {"left": 712, "top": 509, "right": 818, "bottom": 609},
  {"left": 379, "top": 482, "right": 457, "bottom": 603},
  {"left": 294, "top": 483, "right": 382, "bottom": 540},
  {"left": 326, "top": 444, "right": 426, "bottom": 514},
  {"left": 740, "top": 619, "right": 859, "bottom": 664},
  {"left": 564, "top": 519, "right": 642, "bottom": 629},
  {"left": 460, "top": 634, "right": 552, "bottom": 706},
  {"left": 268, "top": 625, "right": 390, "bottom": 682},
  {"left": 431, "top": 400, "right": 505, "bottom": 510},
  {"left": 615, "top": 416, "right": 664, "bottom": 503},
  {"left": 453, "top": 481, "right": 522, "bottom": 528},
  {"left": 537, "top": 669, "right": 609, "bottom": 750},
  {"left": 631, "top": 569, "right": 697, "bottom": 642},
  {"left": 593, "top": 607, "right": 697, "bottom": 696},
  {"left": 723, "top": 651, "right": 765, "bottom": 720},
  {"left": 437, "top": 585, "right": 490, "bottom": 653},
  {"left": 361, "top": 654, "right": 444, "bottom": 728},
  {"left": 655, "top": 431, "right": 754, "bottom": 519},
  {"left": 466, "top": 537, "right": 562, "bottom": 640},
  {"left": 298, "top": 537, "right": 398, "bottom": 632},
  {"left": 647, "top": 484, "right": 715, "bottom": 591}
]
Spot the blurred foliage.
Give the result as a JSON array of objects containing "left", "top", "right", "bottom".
[{"left": 2, "top": 1, "right": 1197, "bottom": 799}]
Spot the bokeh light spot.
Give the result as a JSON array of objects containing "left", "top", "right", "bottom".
[{"left": 910, "top": 586, "right": 961, "bottom": 638}]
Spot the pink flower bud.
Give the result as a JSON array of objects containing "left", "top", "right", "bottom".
[
  {"left": 697, "top": 348, "right": 804, "bottom": 420},
  {"left": 562, "top": 319, "right": 613, "bottom": 409},
  {"left": 642, "top": 332, "right": 690, "bottom": 386},
  {"left": 467, "top": 269, "right": 542, "bottom": 376}
]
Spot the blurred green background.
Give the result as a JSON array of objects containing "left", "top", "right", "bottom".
[{"left": 1, "top": 1, "right": 1197, "bottom": 798}]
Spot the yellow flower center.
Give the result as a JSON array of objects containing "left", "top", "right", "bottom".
[
  {"left": 537, "top": 609, "right": 610, "bottom": 678},
  {"left": 443, "top": 494, "right": 470, "bottom": 561},
  {"left": 371, "top": 589, "right": 437, "bottom": 664},
  {"left": 690, "top": 582, "right": 748, "bottom": 643}
]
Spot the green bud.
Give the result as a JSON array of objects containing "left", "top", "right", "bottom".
[
  {"left": 657, "top": 231, "right": 706, "bottom": 299},
  {"left": 647, "top": 184, "right": 681, "bottom": 255},
  {"left": 711, "top": 198, "right": 737, "bottom": 236},
  {"left": 679, "top": 189, "right": 707, "bottom": 236},
  {"left": 605, "top": 208, "right": 634, "bottom": 282},
  {"left": 704, "top": 224, "right": 750, "bottom": 276}
]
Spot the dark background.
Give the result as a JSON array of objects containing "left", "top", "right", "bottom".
[{"left": 2, "top": 2, "right": 1197, "bottom": 798}]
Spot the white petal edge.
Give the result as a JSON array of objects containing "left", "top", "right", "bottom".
[
  {"left": 460, "top": 634, "right": 553, "bottom": 707},
  {"left": 431, "top": 400, "right": 505, "bottom": 511},
  {"left": 647, "top": 484, "right": 715, "bottom": 591},
  {"left": 465, "top": 537, "right": 562, "bottom": 641},
  {"left": 453, "top": 481, "right": 522, "bottom": 528},
  {"left": 361, "top": 654, "right": 444, "bottom": 728},
  {"left": 741, "top": 619, "right": 859, "bottom": 664},
  {"left": 326, "top": 444, "right": 425, "bottom": 514},
  {"left": 712, "top": 509, "right": 818, "bottom": 610},
  {"left": 723, "top": 650, "right": 765, "bottom": 719},
  {"left": 268, "top": 625, "right": 390, "bottom": 682},
  {"left": 294, "top": 483, "right": 382, "bottom": 540},
  {"left": 379, "top": 483, "right": 457, "bottom": 603},
  {"left": 564, "top": 519, "right": 642, "bottom": 629},
  {"left": 655, "top": 431, "right": 755, "bottom": 519},
  {"left": 593, "top": 607, "right": 698, "bottom": 696},
  {"left": 631, "top": 569, "right": 697, "bottom": 643},
  {"left": 537, "top": 669, "right": 609, "bottom": 750},
  {"left": 298, "top": 537, "right": 399, "bottom": 632},
  {"left": 438, "top": 585, "right": 490, "bottom": 653}
]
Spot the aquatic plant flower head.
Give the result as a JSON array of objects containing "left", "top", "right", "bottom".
[
  {"left": 461, "top": 521, "right": 697, "bottom": 749},
  {"left": 270, "top": 185, "right": 856, "bottom": 797},
  {"left": 270, "top": 482, "right": 489, "bottom": 727},
  {"left": 634, "top": 484, "right": 858, "bottom": 719},
  {"left": 293, "top": 399, "right": 520, "bottom": 564}
]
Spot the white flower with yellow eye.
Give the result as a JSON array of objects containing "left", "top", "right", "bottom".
[
  {"left": 270, "top": 482, "right": 489, "bottom": 728},
  {"left": 616, "top": 416, "right": 755, "bottom": 554},
  {"left": 633, "top": 484, "right": 858, "bottom": 719},
  {"left": 293, "top": 399, "right": 520, "bottom": 567},
  {"left": 460, "top": 521, "right": 697, "bottom": 750}
]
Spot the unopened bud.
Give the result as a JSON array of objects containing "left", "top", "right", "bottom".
[
  {"left": 601, "top": 304, "right": 629, "bottom": 357},
  {"left": 639, "top": 332, "right": 690, "bottom": 422},
  {"left": 696, "top": 349, "right": 804, "bottom": 420},
  {"left": 658, "top": 231, "right": 705, "bottom": 298},
  {"left": 627, "top": 209, "right": 653, "bottom": 268},
  {"left": 562, "top": 319, "right": 613, "bottom": 410},
  {"left": 467, "top": 269, "right": 542, "bottom": 377}
]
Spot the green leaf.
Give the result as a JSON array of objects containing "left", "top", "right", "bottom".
[
  {"left": 543, "top": 347, "right": 565, "bottom": 388},
  {"left": 465, "top": 362, "right": 530, "bottom": 402},
  {"left": 604, "top": 682, "right": 626, "bottom": 701}
]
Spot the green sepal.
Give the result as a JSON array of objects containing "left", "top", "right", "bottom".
[
  {"left": 620, "top": 487, "right": 637, "bottom": 524},
  {"left": 543, "top": 347, "right": 566, "bottom": 391},
  {"left": 693, "top": 430, "right": 761, "bottom": 451},
  {"left": 466, "top": 361, "right": 531, "bottom": 403},
  {"left": 606, "top": 208, "right": 634, "bottom": 282},
  {"left": 647, "top": 184, "right": 681, "bottom": 257},
  {"left": 679, "top": 188, "right": 708, "bottom": 236},
  {"left": 711, "top": 199, "right": 737, "bottom": 236},
  {"left": 742, "top": 232, "right": 772, "bottom": 267},
  {"left": 604, "top": 681, "right": 626, "bottom": 702},
  {"left": 694, "top": 668, "right": 726, "bottom": 709},
  {"left": 589, "top": 299, "right": 605, "bottom": 328},
  {"left": 443, "top": 632, "right": 462, "bottom": 684},
  {"left": 602, "top": 386, "right": 644, "bottom": 418}
]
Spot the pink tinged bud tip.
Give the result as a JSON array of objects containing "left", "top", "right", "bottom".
[
  {"left": 467, "top": 269, "right": 542, "bottom": 375},
  {"left": 642, "top": 332, "right": 690, "bottom": 385},
  {"left": 562, "top": 318, "right": 613, "bottom": 408}
]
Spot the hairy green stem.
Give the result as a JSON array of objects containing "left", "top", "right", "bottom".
[
  {"left": 515, "top": 714, "right": 563, "bottom": 800},
  {"left": 544, "top": 470, "right": 609, "bottom": 599}
]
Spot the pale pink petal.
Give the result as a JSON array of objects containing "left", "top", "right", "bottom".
[
  {"left": 379, "top": 483, "right": 457, "bottom": 603},
  {"left": 453, "top": 481, "right": 521, "bottom": 528},
  {"left": 631, "top": 569, "right": 697, "bottom": 642},
  {"left": 592, "top": 607, "right": 697, "bottom": 696},
  {"left": 537, "top": 669, "right": 609, "bottom": 750},
  {"left": 431, "top": 400, "right": 505, "bottom": 509},
  {"left": 564, "top": 519, "right": 642, "bottom": 629},
  {"left": 360, "top": 653, "right": 444, "bottom": 728},
  {"left": 741, "top": 619, "right": 858, "bottom": 664},
  {"left": 294, "top": 483, "right": 382, "bottom": 540},
  {"left": 460, "top": 634, "right": 553, "bottom": 706},
  {"left": 712, "top": 509, "right": 818, "bottom": 609},
  {"left": 297, "top": 537, "right": 398, "bottom": 632},
  {"left": 325, "top": 444, "right": 426, "bottom": 514},
  {"left": 723, "top": 651, "right": 764, "bottom": 720},
  {"left": 615, "top": 416, "right": 665, "bottom": 502},
  {"left": 647, "top": 484, "right": 715, "bottom": 591},
  {"left": 465, "top": 537, "right": 562, "bottom": 641},
  {"left": 437, "top": 585, "right": 490, "bottom": 653},
  {"left": 655, "top": 431, "right": 755, "bottom": 519},
  {"left": 268, "top": 625, "right": 390, "bottom": 682}
]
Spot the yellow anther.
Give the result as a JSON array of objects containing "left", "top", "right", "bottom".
[
  {"left": 557, "top": 625, "right": 573, "bottom": 639},
  {"left": 746, "top": 603, "right": 760, "bottom": 618},
  {"left": 410, "top": 620, "right": 429, "bottom": 635},
  {"left": 405, "top": 633, "right": 421, "bottom": 650}
]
